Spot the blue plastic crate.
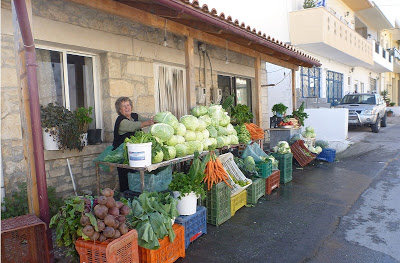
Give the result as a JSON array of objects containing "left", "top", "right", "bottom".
[
  {"left": 316, "top": 149, "right": 336, "bottom": 162},
  {"left": 174, "top": 206, "right": 207, "bottom": 248}
]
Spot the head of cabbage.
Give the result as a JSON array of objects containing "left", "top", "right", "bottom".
[
  {"left": 216, "top": 137, "right": 225, "bottom": 148},
  {"left": 217, "top": 126, "right": 227, "bottom": 136},
  {"left": 175, "top": 143, "right": 187, "bottom": 157},
  {"left": 185, "top": 130, "right": 196, "bottom": 141},
  {"left": 163, "top": 146, "right": 177, "bottom": 161},
  {"left": 166, "top": 135, "right": 178, "bottom": 146},
  {"left": 150, "top": 123, "right": 174, "bottom": 142},
  {"left": 208, "top": 105, "right": 224, "bottom": 120},
  {"left": 174, "top": 123, "right": 187, "bottom": 136},
  {"left": 207, "top": 125, "right": 218, "bottom": 138},
  {"left": 152, "top": 150, "right": 164, "bottom": 163},
  {"left": 191, "top": 106, "right": 208, "bottom": 117},
  {"left": 197, "top": 119, "right": 207, "bottom": 131},
  {"left": 175, "top": 135, "right": 185, "bottom": 144},
  {"left": 153, "top": 111, "right": 178, "bottom": 128},
  {"left": 202, "top": 138, "right": 212, "bottom": 151},
  {"left": 180, "top": 115, "right": 199, "bottom": 131},
  {"left": 219, "top": 114, "right": 231, "bottom": 127},
  {"left": 202, "top": 129, "right": 209, "bottom": 139},
  {"left": 226, "top": 124, "right": 236, "bottom": 135},
  {"left": 198, "top": 115, "right": 211, "bottom": 126},
  {"left": 185, "top": 141, "right": 198, "bottom": 155},
  {"left": 195, "top": 131, "right": 204, "bottom": 141}
]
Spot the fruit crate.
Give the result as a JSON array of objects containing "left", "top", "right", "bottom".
[
  {"left": 247, "top": 177, "right": 266, "bottom": 204},
  {"left": 218, "top": 153, "right": 252, "bottom": 196},
  {"left": 175, "top": 206, "right": 207, "bottom": 249},
  {"left": 1, "top": 214, "right": 50, "bottom": 263},
  {"left": 266, "top": 170, "right": 280, "bottom": 195},
  {"left": 231, "top": 189, "right": 247, "bottom": 216},
  {"left": 290, "top": 140, "right": 316, "bottom": 167},
  {"left": 255, "top": 162, "right": 273, "bottom": 179},
  {"left": 75, "top": 229, "right": 139, "bottom": 263},
  {"left": 202, "top": 181, "right": 231, "bottom": 226},
  {"left": 270, "top": 152, "right": 293, "bottom": 184},
  {"left": 316, "top": 148, "right": 336, "bottom": 163},
  {"left": 138, "top": 224, "right": 185, "bottom": 263}
]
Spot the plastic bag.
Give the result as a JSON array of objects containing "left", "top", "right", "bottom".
[
  {"left": 103, "top": 143, "right": 126, "bottom": 164},
  {"left": 241, "top": 143, "right": 268, "bottom": 163},
  {"left": 93, "top": 145, "right": 113, "bottom": 172},
  {"left": 127, "top": 165, "right": 172, "bottom": 192}
]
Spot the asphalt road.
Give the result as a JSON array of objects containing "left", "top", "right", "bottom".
[{"left": 178, "top": 117, "right": 400, "bottom": 263}]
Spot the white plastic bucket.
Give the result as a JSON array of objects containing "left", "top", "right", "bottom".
[
  {"left": 173, "top": 191, "right": 197, "bottom": 216},
  {"left": 42, "top": 128, "right": 59, "bottom": 150},
  {"left": 126, "top": 142, "right": 152, "bottom": 167}
]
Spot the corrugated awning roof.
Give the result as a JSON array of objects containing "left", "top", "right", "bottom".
[{"left": 116, "top": 0, "right": 321, "bottom": 67}]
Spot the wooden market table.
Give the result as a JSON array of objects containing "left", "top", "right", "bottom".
[{"left": 94, "top": 140, "right": 262, "bottom": 195}]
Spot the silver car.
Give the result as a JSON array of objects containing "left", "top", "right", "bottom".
[{"left": 336, "top": 93, "right": 387, "bottom": 133}]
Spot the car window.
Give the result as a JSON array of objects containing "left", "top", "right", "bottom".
[{"left": 340, "top": 95, "right": 376, "bottom": 104}]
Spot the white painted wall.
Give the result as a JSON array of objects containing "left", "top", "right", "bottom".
[
  {"left": 389, "top": 106, "right": 400, "bottom": 116},
  {"left": 303, "top": 108, "right": 349, "bottom": 151}
]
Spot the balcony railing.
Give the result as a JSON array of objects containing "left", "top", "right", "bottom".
[{"left": 393, "top": 48, "right": 400, "bottom": 61}]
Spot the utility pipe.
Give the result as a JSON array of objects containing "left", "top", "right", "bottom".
[
  {"left": 153, "top": 0, "right": 321, "bottom": 67},
  {"left": 13, "top": 0, "right": 53, "bottom": 259}
]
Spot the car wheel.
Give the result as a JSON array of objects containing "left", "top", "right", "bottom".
[
  {"left": 381, "top": 113, "right": 387, "bottom": 127},
  {"left": 371, "top": 115, "right": 381, "bottom": 133}
]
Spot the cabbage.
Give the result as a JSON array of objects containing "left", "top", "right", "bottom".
[
  {"left": 210, "top": 117, "right": 220, "bottom": 127},
  {"left": 219, "top": 114, "right": 231, "bottom": 127},
  {"left": 217, "top": 126, "right": 227, "bottom": 136},
  {"left": 277, "top": 141, "right": 290, "bottom": 149},
  {"left": 306, "top": 126, "right": 315, "bottom": 133},
  {"left": 175, "top": 143, "right": 187, "bottom": 157},
  {"left": 191, "top": 106, "right": 208, "bottom": 117},
  {"left": 229, "top": 135, "right": 239, "bottom": 145},
  {"left": 209, "top": 138, "right": 217, "bottom": 149},
  {"left": 163, "top": 146, "right": 176, "bottom": 161},
  {"left": 180, "top": 115, "right": 199, "bottom": 131},
  {"left": 216, "top": 137, "right": 225, "bottom": 148},
  {"left": 185, "top": 142, "right": 198, "bottom": 155},
  {"left": 198, "top": 115, "right": 211, "bottom": 126},
  {"left": 223, "top": 136, "right": 231, "bottom": 146},
  {"left": 207, "top": 125, "right": 218, "bottom": 138},
  {"left": 208, "top": 105, "right": 224, "bottom": 120},
  {"left": 202, "top": 129, "right": 209, "bottom": 139},
  {"left": 174, "top": 123, "right": 187, "bottom": 136},
  {"left": 244, "top": 156, "right": 256, "bottom": 172},
  {"left": 302, "top": 131, "right": 312, "bottom": 138},
  {"left": 154, "top": 111, "right": 178, "bottom": 128},
  {"left": 310, "top": 132, "right": 316, "bottom": 138},
  {"left": 166, "top": 135, "right": 178, "bottom": 146},
  {"left": 152, "top": 150, "right": 164, "bottom": 163},
  {"left": 185, "top": 130, "right": 196, "bottom": 141},
  {"left": 315, "top": 146, "right": 323, "bottom": 154},
  {"left": 150, "top": 123, "right": 174, "bottom": 142},
  {"left": 197, "top": 119, "right": 207, "bottom": 131},
  {"left": 226, "top": 124, "right": 236, "bottom": 135},
  {"left": 193, "top": 141, "right": 203, "bottom": 152},
  {"left": 176, "top": 135, "right": 185, "bottom": 144},
  {"left": 315, "top": 140, "right": 329, "bottom": 149},
  {"left": 195, "top": 131, "right": 204, "bottom": 141},
  {"left": 202, "top": 138, "right": 212, "bottom": 150}
]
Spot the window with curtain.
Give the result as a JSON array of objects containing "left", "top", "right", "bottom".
[
  {"left": 154, "top": 64, "right": 187, "bottom": 118},
  {"left": 36, "top": 48, "right": 99, "bottom": 129},
  {"left": 300, "top": 67, "right": 321, "bottom": 98}
]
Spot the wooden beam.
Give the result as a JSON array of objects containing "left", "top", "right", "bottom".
[
  {"left": 68, "top": 0, "right": 302, "bottom": 69},
  {"left": 254, "top": 54, "right": 262, "bottom": 126},
  {"left": 185, "top": 35, "right": 196, "bottom": 111},
  {"left": 168, "top": 18, "right": 224, "bottom": 34},
  {"left": 117, "top": 2, "right": 181, "bottom": 17},
  {"left": 292, "top": 68, "right": 297, "bottom": 111}
]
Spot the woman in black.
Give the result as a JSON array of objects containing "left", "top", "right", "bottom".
[{"left": 113, "top": 97, "right": 155, "bottom": 192}]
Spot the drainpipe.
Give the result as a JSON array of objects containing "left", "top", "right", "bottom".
[{"left": 13, "top": 0, "right": 53, "bottom": 260}]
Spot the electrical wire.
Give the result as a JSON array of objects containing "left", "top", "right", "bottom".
[
  {"left": 205, "top": 50, "right": 214, "bottom": 88},
  {"left": 266, "top": 67, "right": 286, "bottom": 73},
  {"left": 262, "top": 71, "right": 292, "bottom": 87}
]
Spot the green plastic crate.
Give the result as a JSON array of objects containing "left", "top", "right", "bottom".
[
  {"left": 270, "top": 153, "right": 293, "bottom": 184},
  {"left": 247, "top": 178, "right": 266, "bottom": 204},
  {"left": 255, "top": 162, "right": 273, "bottom": 179},
  {"left": 203, "top": 182, "right": 231, "bottom": 226}
]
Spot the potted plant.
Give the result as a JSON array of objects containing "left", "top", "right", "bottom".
[
  {"left": 389, "top": 102, "right": 396, "bottom": 107},
  {"left": 380, "top": 90, "right": 390, "bottom": 106},
  {"left": 303, "top": 0, "right": 315, "bottom": 9},
  {"left": 290, "top": 102, "right": 308, "bottom": 126},
  {"left": 387, "top": 109, "right": 394, "bottom": 117},
  {"left": 272, "top": 103, "right": 288, "bottom": 117},
  {"left": 74, "top": 107, "right": 93, "bottom": 146},
  {"left": 40, "top": 103, "right": 83, "bottom": 151},
  {"left": 168, "top": 152, "right": 207, "bottom": 215}
]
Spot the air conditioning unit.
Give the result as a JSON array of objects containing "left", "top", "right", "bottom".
[
  {"left": 196, "top": 87, "right": 206, "bottom": 103},
  {"left": 212, "top": 88, "right": 222, "bottom": 104}
]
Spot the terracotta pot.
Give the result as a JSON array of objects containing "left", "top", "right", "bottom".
[{"left": 387, "top": 111, "right": 393, "bottom": 117}]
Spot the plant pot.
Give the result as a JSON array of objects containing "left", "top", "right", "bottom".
[
  {"left": 42, "top": 127, "right": 59, "bottom": 150},
  {"left": 87, "top": 129, "right": 102, "bottom": 145},
  {"left": 80, "top": 133, "right": 88, "bottom": 147},
  {"left": 387, "top": 111, "right": 393, "bottom": 117},
  {"left": 173, "top": 191, "right": 197, "bottom": 216}
]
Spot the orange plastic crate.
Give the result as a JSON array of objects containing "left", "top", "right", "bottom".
[
  {"left": 75, "top": 229, "right": 139, "bottom": 263},
  {"left": 138, "top": 224, "right": 185, "bottom": 263},
  {"left": 1, "top": 214, "right": 50, "bottom": 263},
  {"left": 266, "top": 170, "right": 280, "bottom": 195}
]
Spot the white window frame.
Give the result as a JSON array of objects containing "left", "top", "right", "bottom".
[
  {"left": 153, "top": 63, "right": 186, "bottom": 114},
  {"left": 36, "top": 45, "right": 103, "bottom": 130}
]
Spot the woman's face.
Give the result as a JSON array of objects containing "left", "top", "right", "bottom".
[{"left": 120, "top": 101, "right": 132, "bottom": 118}]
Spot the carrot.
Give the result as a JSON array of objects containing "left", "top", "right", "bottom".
[{"left": 245, "top": 123, "right": 264, "bottom": 140}]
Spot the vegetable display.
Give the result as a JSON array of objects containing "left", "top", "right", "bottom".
[
  {"left": 124, "top": 131, "right": 167, "bottom": 164},
  {"left": 302, "top": 126, "right": 316, "bottom": 139},
  {"left": 272, "top": 141, "right": 291, "bottom": 154},
  {"left": 235, "top": 124, "right": 251, "bottom": 143},
  {"left": 203, "top": 151, "right": 232, "bottom": 190},
  {"left": 244, "top": 123, "right": 264, "bottom": 140},
  {"left": 126, "top": 192, "right": 179, "bottom": 250},
  {"left": 231, "top": 104, "right": 253, "bottom": 125},
  {"left": 291, "top": 102, "right": 308, "bottom": 126}
]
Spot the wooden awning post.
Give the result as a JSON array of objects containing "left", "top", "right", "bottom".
[
  {"left": 255, "top": 54, "right": 262, "bottom": 126},
  {"left": 292, "top": 68, "right": 297, "bottom": 112},
  {"left": 185, "top": 35, "right": 196, "bottom": 111}
]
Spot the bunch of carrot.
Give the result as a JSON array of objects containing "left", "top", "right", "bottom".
[
  {"left": 203, "top": 151, "right": 232, "bottom": 191},
  {"left": 245, "top": 123, "right": 265, "bottom": 140}
]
